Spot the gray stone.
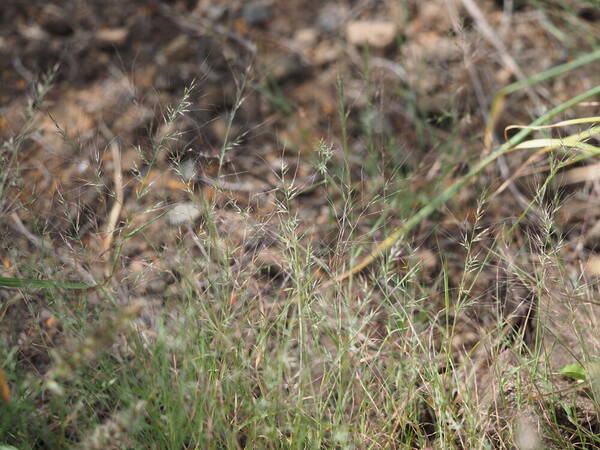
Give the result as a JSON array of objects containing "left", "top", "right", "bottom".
[
  {"left": 243, "top": 1, "right": 272, "bottom": 26},
  {"left": 167, "top": 202, "right": 201, "bottom": 226}
]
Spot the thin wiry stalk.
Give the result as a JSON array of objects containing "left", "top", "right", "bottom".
[{"left": 329, "top": 84, "right": 600, "bottom": 286}]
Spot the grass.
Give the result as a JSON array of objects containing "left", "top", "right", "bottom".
[{"left": 2, "top": 4, "right": 600, "bottom": 449}]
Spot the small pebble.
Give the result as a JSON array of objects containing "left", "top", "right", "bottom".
[
  {"left": 346, "top": 21, "right": 398, "bottom": 48},
  {"left": 317, "top": 4, "right": 347, "bottom": 32},
  {"left": 96, "top": 27, "right": 128, "bottom": 46},
  {"left": 167, "top": 202, "right": 201, "bottom": 226},
  {"left": 179, "top": 158, "right": 197, "bottom": 182},
  {"left": 242, "top": 1, "right": 272, "bottom": 26},
  {"left": 294, "top": 28, "right": 318, "bottom": 46}
]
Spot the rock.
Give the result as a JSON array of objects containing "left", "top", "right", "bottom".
[
  {"left": 401, "top": 33, "right": 465, "bottom": 113},
  {"left": 579, "top": 6, "right": 600, "bottom": 22},
  {"left": 242, "top": 1, "right": 272, "bottom": 26},
  {"left": 197, "top": 4, "right": 228, "bottom": 21},
  {"left": 263, "top": 53, "right": 306, "bottom": 82},
  {"left": 346, "top": 21, "right": 398, "bottom": 48},
  {"left": 179, "top": 158, "right": 197, "bottom": 182},
  {"left": 166, "top": 202, "right": 201, "bottom": 225},
  {"left": 40, "top": 4, "right": 73, "bottom": 37},
  {"left": 317, "top": 3, "right": 348, "bottom": 32},
  {"left": 96, "top": 27, "right": 129, "bottom": 46},
  {"left": 584, "top": 256, "right": 600, "bottom": 277},
  {"left": 293, "top": 28, "right": 318, "bottom": 47},
  {"left": 18, "top": 23, "right": 48, "bottom": 41},
  {"left": 313, "top": 40, "right": 343, "bottom": 65}
]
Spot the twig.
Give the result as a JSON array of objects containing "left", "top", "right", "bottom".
[{"left": 102, "top": 141, "right": 124, "bottom": 259}]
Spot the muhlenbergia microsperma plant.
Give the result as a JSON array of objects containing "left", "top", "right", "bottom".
[
  {"left": 1, "top": 69, "right": 94, "bottom": 291},
  {"left": 328, "top": 83, "right": 600, "bottom": 288},
  {"left": 1, "top": 66, "right": 58, "bottom": 214},
  {"left": 3, "top": 10, "right": 600, "bottom": 446},
  {"left": 136, "top": 79, "right": 197, "bottom": 201}
]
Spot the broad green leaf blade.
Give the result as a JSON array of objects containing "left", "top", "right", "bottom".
[{"left": 559, "top": 363, "right": 586, "bottom": 381}]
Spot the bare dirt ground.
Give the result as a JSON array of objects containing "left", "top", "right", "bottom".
[{"left": 2, "top": 0, "right": 600, "bottom": 447}]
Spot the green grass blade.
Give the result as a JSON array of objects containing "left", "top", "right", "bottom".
[
  {"left": 0, "top": 277, "right": 91, "bottom": 290},
  {"left": 330, "top": 84, "right": 600, "bottom": 285},
  {"left": 485, "top": 48, "right": 600, "bottom": 147}
]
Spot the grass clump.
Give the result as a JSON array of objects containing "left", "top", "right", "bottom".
[{"left": 2, "top": 6, "right": 600, "bottom": 449}]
